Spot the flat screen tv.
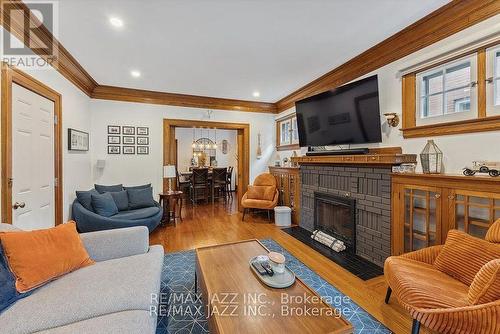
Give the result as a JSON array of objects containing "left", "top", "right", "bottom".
[{"left": 295, "top": 75, "right": 382, "bottom": 148}]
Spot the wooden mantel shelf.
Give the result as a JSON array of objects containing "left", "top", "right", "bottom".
[{"left": 290, "top": 146, "right": 416, "bottom": 166}]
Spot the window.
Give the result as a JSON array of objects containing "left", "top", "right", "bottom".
[
  {"left": 291, "top": 117, "right": 299, "bottom": 143},
  {"left": 280, "top": 120, "right": 290, "bottom": 145},
  {"left": 486, "top": 46, "right": 500, "bottom": 115},
  {"left": 276, "top": 114, "right": 299, "bottom": 150},
  {"left": 401, "top": 43, "right": 500, "bottom": 138},
  {"left": 416, "top": 56, "right": 476, "bottom": 125}
]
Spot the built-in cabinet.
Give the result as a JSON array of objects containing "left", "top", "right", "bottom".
[
  {"left": 268, "top": 166, "right": 300, "bottom": 224},
  {"left": 402, "top": 185, "right": 442, "bottom": 252},
  {"left": 392, "top": 174, "right": 500, "bottom": 255}
]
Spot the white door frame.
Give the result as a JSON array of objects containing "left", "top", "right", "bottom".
[{"left": 1, "top": 63, "right": 63, "bottom": 226}]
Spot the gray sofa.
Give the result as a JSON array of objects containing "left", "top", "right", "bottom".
[{"left": 0, "top": 224, "right": 164, "bottom": 334}]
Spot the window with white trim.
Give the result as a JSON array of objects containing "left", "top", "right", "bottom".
[
  {"left": 416, "top": 55, "right": 477, "bottom": 126},
  {"left": 486, "top": 46, "right": 500, "bottom": 115},
  {"left": 276, "top": 114, "right": 299, "bottom": 150}
]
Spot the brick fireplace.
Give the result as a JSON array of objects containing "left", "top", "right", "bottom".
[{"left": 300, "top": 165, "right": 392, "bottom": 266}]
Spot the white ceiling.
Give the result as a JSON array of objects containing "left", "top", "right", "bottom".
[{"left": 57, "top": 0, "right": 450, "bottom": 102}]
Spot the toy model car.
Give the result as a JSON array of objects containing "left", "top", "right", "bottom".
[{"left": 463, "top": 161, "right": 500, "bottom": 177}]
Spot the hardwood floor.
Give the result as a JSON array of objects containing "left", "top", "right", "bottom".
[{"left": 150, "top": 199, "right": 428, "bottom": 334}]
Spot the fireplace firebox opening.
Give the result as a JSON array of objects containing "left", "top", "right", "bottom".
[{"left": 314, "top": 192, "right": 356, "bottom": 252}]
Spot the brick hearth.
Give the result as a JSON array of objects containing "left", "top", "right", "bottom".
[{"left": 300, "top": 165, "right": 391, "bottom": 266}]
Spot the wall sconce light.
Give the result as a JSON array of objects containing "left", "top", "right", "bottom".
[
  {"left": 96, "top": 159, "right": 106, "bottom": 169},
  {"left": 384, "top": 113, "right": 400, "bottom": 127}
]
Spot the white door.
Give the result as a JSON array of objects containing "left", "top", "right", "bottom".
[{"left": 12, "top": 83, "right": 55, "bottom": 230}]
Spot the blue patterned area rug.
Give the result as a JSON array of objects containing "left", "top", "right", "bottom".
[{"left": 156, "top": 239, "right": 390, "bottom": 334}]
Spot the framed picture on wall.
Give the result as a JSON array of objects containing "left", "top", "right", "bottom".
[
  {"left": 108, "top": 135, "right": 120, "bottom": 144},
  {"left": 108, "top": 125, "right": 120, "bottom": 134},
  {"left": 108, "top": 146, "right": 120, "bottom": 154},
  {"left": 137, "top": 146, "right": 149, "bottom": 155},
  {"left": 68, "top": 128, "right": 89, "bottom": 151},
  {"left": 137, "top": 127, "right": 149, "bottom": 135},
  {"left": 123, "top": 136, "right": 135, "bottom": 145},
  {"left": 123, "top": 146, "right": 135, "bottom": 154},
  {"left": 137, "top": 136, "right": 149, "bottom": 145},
  {"left": 122, "top": 126, "right": 135, "bottom": 135}
]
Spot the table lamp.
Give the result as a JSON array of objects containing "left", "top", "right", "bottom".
[{"left": 163, "top": 165, "right": 176, "bottom": 193}]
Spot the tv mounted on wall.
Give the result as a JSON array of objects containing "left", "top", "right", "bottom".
[{"left": 295, "top": 75, "right": 382, "bottom": 150}]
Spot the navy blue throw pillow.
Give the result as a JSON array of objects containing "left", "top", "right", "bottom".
[
  {"left": 124, "top": 183, "right": 151, "bottom": 191},
  {"left": 109, "top": 190, "right": 129, "bottom": 211},
  {"left": 127, "top": 187, "right": 155, "bottom": 209},
  {"left": 0, "top": 243, "right": 32, "bottom": 314},
  {"left": 91, "top": 193, "right": 119, "bottom": 217},
  {"left": 94, "top": 184, "right": 123, "bottom": 194},
  {"left": 76, "top": 189, "right": 99, "bottom": 211}
]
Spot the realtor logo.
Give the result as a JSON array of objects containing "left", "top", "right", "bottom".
[{"left": 1, "top": 0, "right": 59, "bottom": 69}]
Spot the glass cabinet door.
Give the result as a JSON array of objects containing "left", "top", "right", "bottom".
[
  {"left": 452, "top": 190, "right": 500, "bottom": 239},
  {"left": 403, "top": 187, "right": 441, "bottom": 252}
]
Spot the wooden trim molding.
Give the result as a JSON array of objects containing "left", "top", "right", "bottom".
[
  {"left": 477, "top": 48, "right": 487, "bottom": 118},
  {"left": 275, "top": 113, "right": 300, "bottom": 151},
  {"left": 276, "top": 0, "right": 500, "bottom": 112},
  {"left": 401, "top": 74, "right": 416, "bottom": 129},
  {"left": 401, "top": 115, "right": 500, "bottom": 138},
  {"left": 277, "top": 144, "right": 300, "bottom": 152},
  {"left": 92, "top": 85, "right": 277, "bottom": 113},
  {"left": 400, "top": 42, "right": 500, "bottom": 138},
  {"left": 163, "top": 119, "right": 250, "bottom": 209},
  {"left": 1, "top": 63, "right": 63, "bottom": 225},
  {"left": 3, "top": 0, "right": 500, "bottom": 115},
  {"left": 0, "top": 0, "right": 98, "bottom": 96}
]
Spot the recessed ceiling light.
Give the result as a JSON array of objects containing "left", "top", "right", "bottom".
[
  {"left": 253, "top": 91, "right": 260, "bottom": 98},
  {"left": 130, "top": 70, "right": 141, "bottom": 78},
  {"left": 109, "top": 17, "right": 124, "bottom": 28}
]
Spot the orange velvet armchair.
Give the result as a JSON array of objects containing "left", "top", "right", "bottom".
[
  {"left": 241, "top": 173, "right": 279, "bottom": 221},
  {"left": 384, "top": 219, "right": 500, "bottom": 334}
]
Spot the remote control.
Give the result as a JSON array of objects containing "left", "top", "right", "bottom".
[
  {"left": 251, "top": 261, "right": 267, "bottom": 275},
  {"left": 260, "top": 261, "right": 274, "bottom": 276}
]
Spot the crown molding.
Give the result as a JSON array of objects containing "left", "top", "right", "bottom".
[
  {"left": 0, "top": 0, "right": 98, "bottom": 96},
  {"left": 275, "top": 0, "right": 500, "bottom": 112},
  {"left": 2, "top": 0, "right": 499, "bottom": 114},
  {"left": 91, "top": 85, "right": 277, "bottom": 113}
]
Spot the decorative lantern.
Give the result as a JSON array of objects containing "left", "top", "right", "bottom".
[{"left": 420, "top": 140, "right": 443, "bottom": 174}]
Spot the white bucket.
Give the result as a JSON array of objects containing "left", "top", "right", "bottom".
[{"left": 274, "top": 206, "right": 292, "bottom": 227}]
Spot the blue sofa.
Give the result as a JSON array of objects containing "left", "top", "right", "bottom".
[{"left": 72, "top": 185, "right": 163, "bottom": 233}]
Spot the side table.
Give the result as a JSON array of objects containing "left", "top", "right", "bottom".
[{"left": 159, "top": 191, "right": 183, "bottom": 226}]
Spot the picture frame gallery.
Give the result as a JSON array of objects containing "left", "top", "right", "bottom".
[{"left": 107, "top": 125, "right": 149, "bottom": 155}]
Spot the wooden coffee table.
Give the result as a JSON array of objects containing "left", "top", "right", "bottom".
[{"left": 195, "top": 240, "right": 353, "bottom": 334}]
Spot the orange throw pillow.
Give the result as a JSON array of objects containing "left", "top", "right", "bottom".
[
  {"left": 468, "top": 259, "right": 500, "bottom": 305},
  {"left": 485, "top": 219, "right": 500, "bottom": 243},
  {"left": 434, "top": 230, "right": 500, "bottom": 286},
  {"left": 0, "top": 222, "right": 94, "bottom": 292},
  {"left": 247, "top": 185, "right": 275, "bottom": 201}
]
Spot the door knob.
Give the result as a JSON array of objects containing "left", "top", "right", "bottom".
[{"left": 13, "top": 202, "right": 25, "bottom": 210}]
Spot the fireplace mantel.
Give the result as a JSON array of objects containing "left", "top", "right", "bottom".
[{"left": 291, "top": 147, "right": 417, "bottom": 166}]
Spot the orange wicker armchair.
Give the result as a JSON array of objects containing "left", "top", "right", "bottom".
[
  {"left": 241, "top": 173, "right": 279, "bottom": 221},
  {"left": 384, "top": 219, "right": 500, "bottom": 334}
]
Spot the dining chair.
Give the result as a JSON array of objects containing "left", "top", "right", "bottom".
[
  {"left": 190, "top": 168, "right": 210, "bottom": 204},
  {"left": 176, "top": 171, "right": 191, "bottom": 216},
  {"left": 211, "top": 168, "right": 227, "bottom": 202},
  {"left": 226, "top": 166, "right": 234, "bottom": 199}
]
